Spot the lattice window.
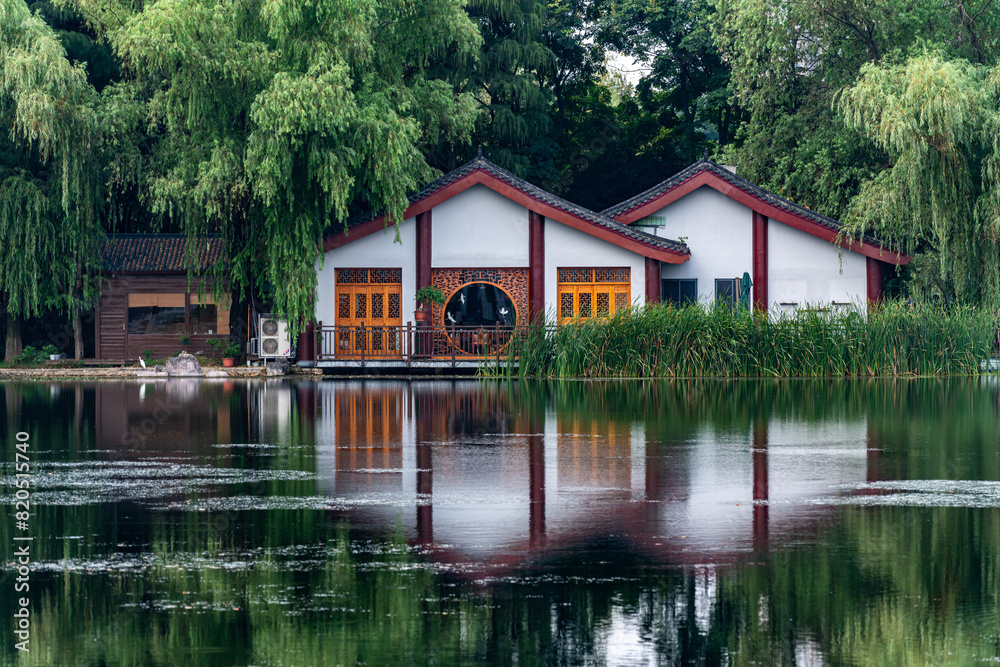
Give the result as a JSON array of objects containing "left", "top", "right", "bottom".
[
  {"left": 355, "top": 293, "right": 367, "bottom": 319},
  {"left": 388, "top": 293, "right": 400, "bottom": 319},
  {"left": 372, "top": 293, "right": 384, "bottom": 319},
  {"left": 560, "top": 293, "right": 574, "bottom": 318},
  {"left": 338, "top": 268, "right": 369, "bottom": 284},
  {"left": 337, "top": 268, "right": 402, "bottom": 284},
  {"left": 595, "top": 292, "right": 610, "bottom": 316},
  {"left": 370, "top": 268, "right": 402, "bottom": 284},
  {"left": 557, "top": 267, "right": 630, "bottom": 322},
  {"left": 558, "top": 268, "right": 594, "bottom": 284},
  {"left": 338, "top": 293, "right": 350, "bottom": 319},
  {"left": 595, "top": 267, "right": 629, "bottom": 283}
]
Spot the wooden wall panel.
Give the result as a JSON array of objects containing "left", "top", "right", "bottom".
[{"left": 96, "top": 274, "right": 231, "bottom": 360}]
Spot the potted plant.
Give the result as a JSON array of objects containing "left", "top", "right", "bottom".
[
  {"left": 414, "top": 286, "right": 446, "bottom": 324},
  {"left": 222, "top": 341, "right": 242, "bottom": 367}
]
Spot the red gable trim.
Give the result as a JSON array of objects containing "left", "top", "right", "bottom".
[
  {"left": 323, "top": 170, "right": 689, "bottom": 264},
  {"left": 612, "top": 170, "right": 911, "bottom": 266}
]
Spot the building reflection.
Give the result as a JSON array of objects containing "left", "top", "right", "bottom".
[
  {"left": 312, "top": 380, "right": 875, "bottom": 567},
  {"left": 12, "top": 378, "right": 890, "bottom": 565}
]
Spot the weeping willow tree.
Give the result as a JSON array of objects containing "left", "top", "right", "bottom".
[
  {"left": 66, "top": 0, "right": 481, "bottom": 331},
  {"left": 0, "top": 0, "right": 103, "bottom": 360},
  {"left": 837, "top": 54, "right": 1000, "bottom": 304}
]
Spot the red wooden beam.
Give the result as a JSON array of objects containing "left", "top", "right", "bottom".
[
  {"left": 867, "top": 256, "right": 884, "bottom": 311},
  {"left": 416, "top": 210, "right": 432, "bottom": 292},
  {"left": 752, "top": 211, "right": 768, "bottom": 312},
  {"left": 323, "top": 170, "right": 689, "bottom": 263},
  {"left": 645, "top": 257, "right": 660, "bottom": 305},
  {"left": 528, "top": 211, "right": 545, "bottom": 321},
  {"left": 611, "top": 170, "right": 911, "bottom": 265}
]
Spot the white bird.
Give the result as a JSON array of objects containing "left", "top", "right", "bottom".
[
  {"left": 446, "top": 312, "right": 457, "bottom": 324},
  {"left": 460, "top": 293, "right": 466, "bottom": 304},
  {"left": 499, "top": 307, "right": 509, "bottom": 317},
  {"left": 139, "top": 357, "right": 146, "bottom": 369}
]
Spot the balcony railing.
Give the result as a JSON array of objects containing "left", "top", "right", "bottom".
[{"left": 316, "top": 323, "right": 541, "bottom": 365}]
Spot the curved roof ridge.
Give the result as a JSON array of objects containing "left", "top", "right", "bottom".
[
  {"left": 328, "top": 154, "right": 690, "bottom": 257},
  {"left": 601, "top": 159, "right": 898, "bottom": 253}
]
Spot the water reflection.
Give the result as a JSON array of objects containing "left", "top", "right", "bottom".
[
  {"left": 1, "top": 378, "right": 999, "bottom": 665},
  {"left": 316, "top": 380, "right": 874, "bottom": 565}
]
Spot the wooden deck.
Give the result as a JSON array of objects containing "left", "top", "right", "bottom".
[{"left": 314, "top": 323, "right": 537, "bottom": 370}]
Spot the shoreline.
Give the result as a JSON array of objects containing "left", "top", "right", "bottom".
[{"left": 0, "top": 366, "right": 324, "bottom": 379}]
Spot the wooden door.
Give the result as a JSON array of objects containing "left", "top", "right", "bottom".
[
  {"left": 335, "top": 269, "right": 402, "bottom": 356},
  {"left": 98, "top": 292, "right": 128, "bottom": 360}
]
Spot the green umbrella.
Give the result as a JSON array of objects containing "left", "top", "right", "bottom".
[{"left": 740, "top": 272, "right": 753, "bottom": 309}]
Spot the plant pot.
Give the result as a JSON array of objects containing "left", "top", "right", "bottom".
[
  {"left": 222, "top": 358, "right": 235, "bottom": 367},
  {"left": 414, "top": 310, "right": 428, "bottom": 324}
]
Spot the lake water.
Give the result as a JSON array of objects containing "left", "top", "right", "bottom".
[{"left": 2, "top": 378, "right": 1000, "bottom": 666}]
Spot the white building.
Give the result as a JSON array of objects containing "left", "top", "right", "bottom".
[
  {"left": 315, "top": 155, "right": 909, "bottom": 360},
  {"left": 601, "top": 159, "right": 910, "bottom": 311}
]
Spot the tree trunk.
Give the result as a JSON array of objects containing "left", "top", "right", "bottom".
[
  {"left": 5, "top": 311, "right": 23, "bottom": 362},
  {"left": 73, "top": 312, "right": 84, "bottom": 360}
]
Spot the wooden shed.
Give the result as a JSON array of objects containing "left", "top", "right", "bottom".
[{"left": 95, "top": 235, "right": 230, "bottom": 361}]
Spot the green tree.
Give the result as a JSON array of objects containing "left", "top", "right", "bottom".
[
  {"left": 600, "top": 0, "right": 734, "bottom": 159},
  {"left": 70, "top": 0, "right": 481, "bottom": 331},
  {"left": 0, "top": 0, "right": 103, "bottom": 360},
  {"left": 426, "top": 0, "right": 555, "bottom": 180},
  {"left": 838, "top": 54, "right": 1000, "bottom": 303},
  {"left": 713, "top": 0, "right": 1000, "bottom": 220}
]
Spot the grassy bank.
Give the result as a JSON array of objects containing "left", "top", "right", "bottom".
[{"left": 501, "top": 301, "right": 997, "bottom": 378}]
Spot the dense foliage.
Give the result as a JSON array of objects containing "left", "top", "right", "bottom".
[
  {"left": 3, "top": 0, "right": 1000, "bottom": 359},
  {"left": 502, "top": 302, "right": 998, "bottom": 377}
]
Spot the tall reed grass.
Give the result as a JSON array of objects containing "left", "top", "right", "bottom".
[{"left": 502, "top": 301, "right": 997, "bottom": 378}]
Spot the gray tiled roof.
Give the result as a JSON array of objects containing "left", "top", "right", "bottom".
[
  {"left": 602, "top": 159, "right": 893, "bottom": 250},
  {"left": 330, "top": 154, "right": 690, "bottom": 256},
  {"left": 101, "top": 235, "right": 224, "bottom": 272}
]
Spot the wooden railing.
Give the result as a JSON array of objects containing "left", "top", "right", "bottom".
[{"left": 315, "top": 323, "right": 538, "bottom": 365}]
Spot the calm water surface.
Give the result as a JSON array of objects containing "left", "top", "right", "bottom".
[{"left": 2, "top": 378, "right": 1000, "bottom": 666}]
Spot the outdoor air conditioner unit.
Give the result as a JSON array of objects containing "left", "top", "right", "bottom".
[{"left": 258, "top": 314, "right": 291, "bottom": 358}]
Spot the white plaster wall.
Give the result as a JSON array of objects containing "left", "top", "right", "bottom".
[
  {"left": 317, "top": 218, "right": 417, "bottom": 325},
  {"left": 768, "top": 221, "right": 867, "bottom": 313},
  {"left": 544, "top": 219, "right": 647, "bottom": 315},
  {"left": 650, "top": 186, "right": 753, "bottom": 303},
  {"left": 431, "top": 185, "right": 529, "bottom": 267}
]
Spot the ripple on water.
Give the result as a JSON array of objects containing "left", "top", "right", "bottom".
[
  {"left": 0, "top": 460, "right": 316, "bottom": 506},
  {"left": 800, "top": 480, "right": 1000, "bottom": 508}
]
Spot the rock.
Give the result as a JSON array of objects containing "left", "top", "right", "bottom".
[
  {"left": 165, "top": 352, "right": 204, "bottom": 377},
  {"left": 155, "top": 365, "right": 164, "bottom": 372},
  {"left": 266, "top": 360, "right": 290, "bottom": 376},
  {"left": 205, "top": 370, "right": 229, "bottom": 378}
]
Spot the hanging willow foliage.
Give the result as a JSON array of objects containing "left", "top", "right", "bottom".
[
  {"left": 837, "top": 54, "right": 1000, "bottom": 304},
  {"left": 0, "top": 0, "right": 103, "bottom": 346},
  {"left": 67, "top": 0, "right": 481, "bottom": 330}
]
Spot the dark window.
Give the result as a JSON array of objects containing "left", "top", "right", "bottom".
[
  {"left": 715, "top": 279, "right": 737, "bottom": 306},
  {"left": 190, "top": 304, "right": 219, "bottom": 334},
  {"left": 662, "top": 279, "right": 697, "bottom": 306},
  {"left": 444, "top": 282, "right": 517, "bottom": 327},
  {"left": 128, "top": 307, "right": 186, "bottom": 335}
]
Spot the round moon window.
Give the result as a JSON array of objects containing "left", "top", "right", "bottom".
[{"left": 443, "top": 282, "right": 517, "bottom": 327}]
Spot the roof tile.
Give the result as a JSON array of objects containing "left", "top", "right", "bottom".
[
  {"left": 332, "top": 155, "right": 690, "bottom": 256},
  {"left": 101, "top": 235, "right": 224, "bottom": 273}
]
